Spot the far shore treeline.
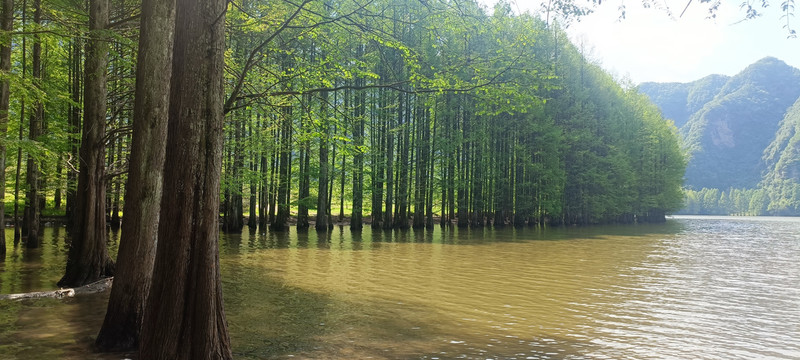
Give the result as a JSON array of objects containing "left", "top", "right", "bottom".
[{"left": 2, "top": 0, "right": 685, "bottom": 237}]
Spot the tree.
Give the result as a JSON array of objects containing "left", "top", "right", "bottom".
[
  {"left": 315, "top": 90, "right": 332, "bottom": 231},
  {"left": 58, "top": 0, "right": 115, "bottom": 287},
  {"left": 24, "top": 0, "right": 43, "bottom": 248},
  {"left": 138, "top": 0, "right": 233, "bottom": 356},
  {"left": 95, "top": 0, "right": 176, "bottom": 350},
  {"left": 0, "top": 0, "right": 11, "bottom": 259}
]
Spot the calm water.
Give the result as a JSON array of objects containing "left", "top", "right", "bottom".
[{"left": 1, "top": 216, "right": 799, "bottom": 359}]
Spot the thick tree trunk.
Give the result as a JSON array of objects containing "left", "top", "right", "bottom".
[
  {"left": 59, "top": 0, "right": 115, "bottom": 287},
  {"left": 0, "top": 0, "right": 12, "bottom": 259},
  {"left": 138, "top": 0, "right": 233, "bottom": 356},
  {"left": 95, "top": 0, "right": 175, "bottom": 351}
]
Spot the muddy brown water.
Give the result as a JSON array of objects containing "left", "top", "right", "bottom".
[{"left": 1, "top": 216, "right": 799, "bottom": 359}]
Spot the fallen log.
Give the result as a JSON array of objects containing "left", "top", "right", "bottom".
[{"left": 0, "top": 277, "right": 113, "bottom": 301}]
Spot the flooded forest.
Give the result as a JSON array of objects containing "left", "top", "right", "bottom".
[{"left": 0, "top": 0, "right": 686, "bottom": 358}]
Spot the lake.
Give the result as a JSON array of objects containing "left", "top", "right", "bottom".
[{"left": 1, "top": 216, "right": 799, "bottom": 359}]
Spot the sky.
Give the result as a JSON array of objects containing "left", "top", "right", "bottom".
[{"left": 489, "top": 0, "right": 800, "bottom": 84}]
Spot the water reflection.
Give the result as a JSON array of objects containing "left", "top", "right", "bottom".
[{"left": 219, "top": 222, "right": 686, "bottom": 254}]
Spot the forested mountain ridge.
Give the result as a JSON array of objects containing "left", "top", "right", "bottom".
[
  {"left": 638, "top": 74, "right": 729, "bottom": 129},
  {"left": 640, "top": 57, "right": 800, "bottom": 215},
  {"left": 640, "top": 57, "right": 800, "bottom": 190},
  {"left": 760, "top": 98, "right": 800, "bottom": 214}
]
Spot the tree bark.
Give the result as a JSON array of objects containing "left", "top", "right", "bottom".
[
  {"left": 315, "top": 91, "right": 331, "bottom": 231},
  {"left": 109, "top": 137, "right": 123, "bottom": 229},
  {"left": 296, "top": 97, "right": 310, "bottom": 230},
  {"left": 350, "top": 63, "right": 365, "bottom": 230},
  {"left": 138, "top": 0, "right": 233, "bottom": 356},
  {"left": 271, "top": 104, "right": 292, "bottom": 232},
  {"left": 66, "top": 39, "right": 82, "bottom": 227},
  {"left": 0, "top": 0, "right": 12, "bottom": 259},
  {"left": 248, "top": 120, "right": 258, "bottom": 230},
  {"left": 95, "top": 0, "right": 175, "bottom": 351},
  {"left": 24, "top": 0, "right": 43, "bottom": 248},
  {"left": 222, "top": 114, "right": 244, "bottom": 233},
  {"left": 59, "top": 0, "right": 115, "bottom": 287}
]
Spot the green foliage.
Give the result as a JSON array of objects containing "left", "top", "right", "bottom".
[{"left": 4, "top": 0, "right": 687, "bottom": 228}]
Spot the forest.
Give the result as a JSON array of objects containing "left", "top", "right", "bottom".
[
  {"left": 0, "top": 0, "right": 685, "bottom": 234},
  {"left": 0, "top": 0, "right": 686, "bottom": 357}
]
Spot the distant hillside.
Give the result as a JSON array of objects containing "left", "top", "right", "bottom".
[
  {"left": 638, "top": 74, "right": 728, "bottom": 129},
  {"left": 761, "top": 98, "right": 800, "bottom": 214},
  {"left": 639, "top": 57, "right": 800, "bottom": 190}
]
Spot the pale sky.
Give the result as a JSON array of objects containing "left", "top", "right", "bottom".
[{"left": 487, "top": 0, "right": 800, "bottom": 84}]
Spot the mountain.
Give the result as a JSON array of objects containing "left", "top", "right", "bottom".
[
  {"left": 638, "top": 74, "right": 728, "bottom": 128},
  {"left": 639, "top": 57, "right": 800, "bottom": 190},
  {"left": 760, "top": 98, "right": 800, "bottom": 214}
]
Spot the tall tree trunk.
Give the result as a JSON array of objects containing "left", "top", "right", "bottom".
[
  {"left": 66, "top": 39, "right": 82, "bottom": 227},
  {"left": 270, "top": 105, "right": 292, "bottom": 231},
  {"left": 394, "top": 93, "right": 411, "bottom": 229},
  {"left": 412, "top": 102, "right": 428, "bottom": 229},
  {"left": 95, "top": 0, "right": 175, "bottom": 350},
  {"left": 109, "top": 135, "right": 123, "bottom": 229},
  {"left": 349, "top": 44, "right": 366, "bottom": 230},
  {"left": 14, "top": 0, "right": 27, "bottom": 242},
  {"left": 222, "top": 111, "right": 244, "bottom": 233},
  {"left": 105, "top": 126, "right": 115, "bottom": 221},
  {"left": 426, "top": 111, "right": 436, "bottom": 229},
  {"left": 382, "top": 96, "right": 395, "bottom": 229},
  {"left": 139, "top": 0, "right": 233, "bottom": 355},
  {"left": 258, "top": 140, "right": 268, "bottom": 229},
  {"left": 0, "top": 0, "right": 11, "bottom": 258},
  {"left": 338, "top": 151, "right": 345, "bottom": 221},
  {"left": 296, "top": 96, "right": 310, "bottom": 230},
  {"left": 54, "top": 162, "right": 63, "bottom": 210},
  {"left": 370, "top": 86, "right": 383, "bottom": 229},
  {"left": 268, "top": 143, "right": 278, "bottom": 223},
  {"left": 315, "top": 91, "right": 331, "bottom": 231},
  {"left": 24, "top": 0, "right": 43, "bottom": 248},
  {"left": 248, "top": 119, "right": 257, "bottom": 230},
  {"left": 59, "top": 0, "right": 115, "bottom": 286},
  {"left": 350, "top": 89, "right": 365, "bottom": 230}
]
